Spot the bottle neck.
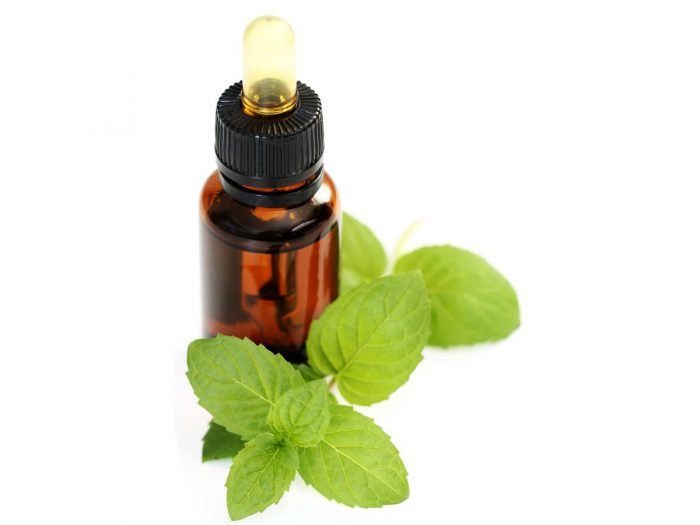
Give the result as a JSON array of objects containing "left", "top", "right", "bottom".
[{"left": 217, "top": 159, "right": 324, "bottom": 208}]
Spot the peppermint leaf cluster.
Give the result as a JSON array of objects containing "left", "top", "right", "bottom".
[
  {"left": 190, "top": 212, "right": 520, "bottom": 520},
  {"left": 188, "top": 331, "right": 413, "bottom": 520}
]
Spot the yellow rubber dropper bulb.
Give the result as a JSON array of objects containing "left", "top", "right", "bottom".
[{"left": 242, "top": 16, "right": 297, "bottom": 116}]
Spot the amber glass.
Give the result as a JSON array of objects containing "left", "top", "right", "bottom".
[{"left": 200, "top": 171, "right": 340, "bottom": 363}]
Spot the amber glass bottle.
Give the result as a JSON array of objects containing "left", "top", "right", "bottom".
[{"left": 199, "top": 17, "right": 340, "bottom": 363}]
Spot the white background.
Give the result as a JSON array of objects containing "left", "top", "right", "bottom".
[{"left": 1, "top": 1, "right": 699, "bottom": 523}]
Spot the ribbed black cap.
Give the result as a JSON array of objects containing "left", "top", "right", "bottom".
[{"left": 215, "top": 81, "right": 324, "bottom": 190}]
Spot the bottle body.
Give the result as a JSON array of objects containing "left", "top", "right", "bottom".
[{"left": 200, "top": 170, "right": 340, "bottom": 363}]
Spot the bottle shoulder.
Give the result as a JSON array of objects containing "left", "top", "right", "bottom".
[{"left": 200, "top": 170, "right": 340, "bottom": 251}]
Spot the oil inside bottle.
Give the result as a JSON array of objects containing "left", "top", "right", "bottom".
[{"left": 200, "top": 172, "right": 339, "bottom": 363}]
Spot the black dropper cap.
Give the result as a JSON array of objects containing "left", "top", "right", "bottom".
[{"left": 214, "top": 81, "right": 324, "bottom": 207}]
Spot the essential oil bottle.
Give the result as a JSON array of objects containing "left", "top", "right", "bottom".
[{"left": 200, "top": 16, "right": 340, "bottom": 363}]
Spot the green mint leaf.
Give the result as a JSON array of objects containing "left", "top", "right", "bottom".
[
  {"left": 277, "top": 442, "right": 300, "bottom": 470},
  {"left": 293, "top": 363, "right": 325, "bottom": 382},
  {"left": 299, "top": 404, "right": 409, "bottom": 508},
  {"left": 187, "top": 334, "right": 304, "bottom": 440},
  {"left": 341, "top": 212, "right": 387, "bottom": 293},
  {"left": 226, "top": 434, "right": 296, "bottom": 521},
  {"left": 307, "top": 272, "right": 431, "bottom": 405},
  {"left": 394, "top": 245, "right": 520, "bottom": 346},
  {"left": 202, "top": 421, "right": 245, "bottom": 462},
  {"left": 267, "top": 379, "right": 330, "bottom": 447}
]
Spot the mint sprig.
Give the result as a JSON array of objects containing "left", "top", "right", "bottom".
[
  {"left": 187, "top": 333, "right": 409, "bottom": 520},
  {"left": 189, "top": 212, "right": 520, "bottom": 520}
]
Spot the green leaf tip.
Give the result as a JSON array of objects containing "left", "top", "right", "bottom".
[{"left": 226, "top": 434, "right": 296, "bottom": 520}]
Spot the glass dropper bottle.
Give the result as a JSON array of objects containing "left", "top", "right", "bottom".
[{"left": 199, "top": 16, "right": 340, "bottom": 363}]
